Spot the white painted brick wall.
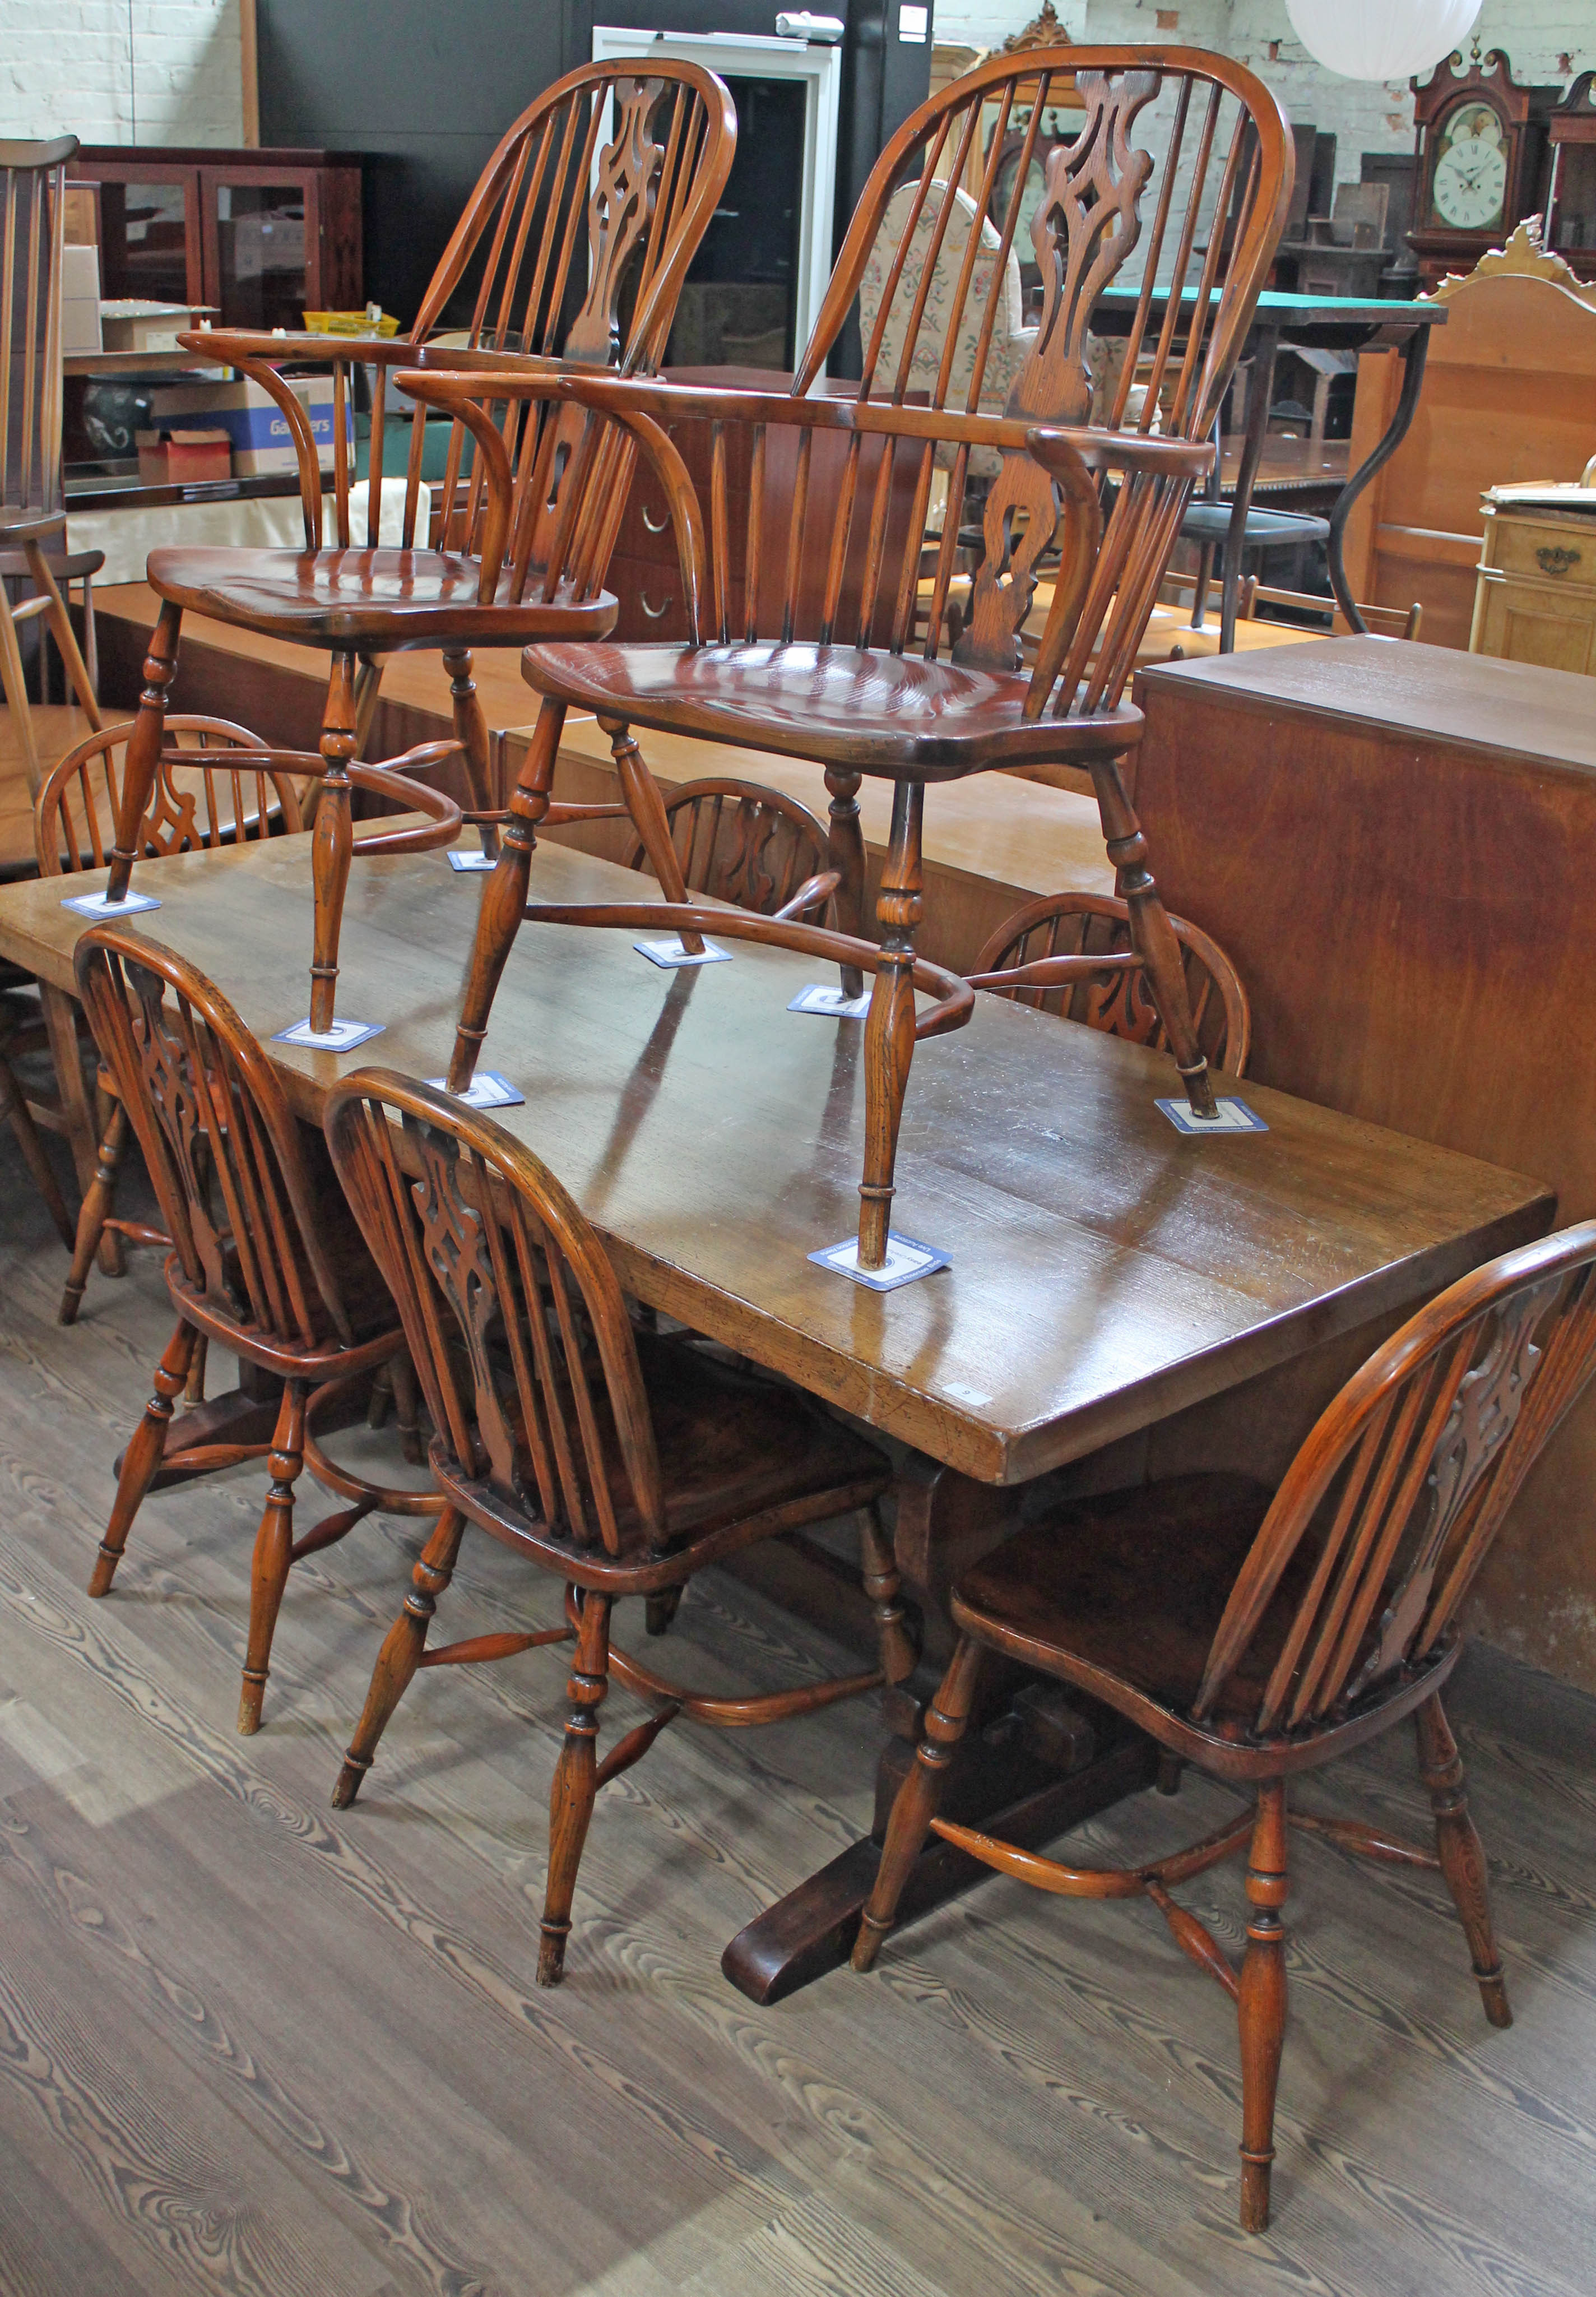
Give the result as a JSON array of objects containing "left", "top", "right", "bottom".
[
  {"left": 933, "top": 2, "right": 1595, "bottom": 183},
  {"left": 0, "top": 0, "right": 242, "bottom": 146}
]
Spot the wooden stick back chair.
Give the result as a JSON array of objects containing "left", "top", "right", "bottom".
[
  {"left": 855, "top": 1219, "right": 1596, "bottom": 2230},
  {"left": 36, "top": 716, "right": 307, "bottom": 1324},
  {"left": 970, "top": 886, "right": 1250, "bottom": 1075},
  {"left": 74, "top": 928, "right": 435, "bottom": 1734},
  {"left": 96, "top": 61, "right": 736, "bottom": 920},
  {"left": 0, "top": 136, "right": 104, "bottom": 794},
  {"left": 323, "top": 1071, "right": 912, "bottom": 1985},
  {"left": 428, "top": 48, "right": 1293, "bottom": 1268}
]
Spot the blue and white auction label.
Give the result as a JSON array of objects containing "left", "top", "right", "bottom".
[
  {"left": 634, "top": 937, "right": 731, "bottom": 969},
  {"left": 62, "top": 888, "right": 161, "bottom": 918},
  {"left": 810, "top": 1230, "right": 950, "bottom": 1291},
  {"left": 1156, "top": 1095, "right": 1268, "bottom": 1135},
  {"left": 788, "top": 982, "right": 873, "bottom": 1019},
  {"left": 424, "top": 1070, "right": 525, "bottom": 1109},
  {"left": 273, "top": 1016, "right": 386, "bottom": 1051},
  {"left": 447, "top": 848, "right": 498, "bottom": 872}
]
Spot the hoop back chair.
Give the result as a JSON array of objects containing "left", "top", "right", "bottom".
[
  {"left": 0, "top": 136, "right": 104, "bottom": 791},
  {"left": 37, "top": 716, "right": 307, "bottom": 1324},
  {"left": 854, "top": 1220, "right": 1596, "bottom": 2231},
  {"left": 623, "top": 777, "right": 839, "bottom": 922},
  {"left": 74, "top": 928, "right": 435, "bottom": 1734},
  {"left": 970, "top": 887, "right": 1250, "bottom": 1076},
  {"left": 98, "top": 62, "right": 737, "bottom": 921},
  {"left": 323, "top": 1071, "right": 913, "bottom": 1985},
  {"left": 429, "top": 49, "right": 1293, "bottom": 1268}
]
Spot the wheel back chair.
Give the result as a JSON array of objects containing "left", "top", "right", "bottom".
[
  {"left": 853, "top": 1220, "right": 1596, "bottom": 2231},
  {"left": 323, "top": 1071, "right": 916, "bottom": 1986},
  {"left": 423, "top": 49, "right": 1294, "bottom": 1271},
  {"left": 37, "top": 715, "right": 461, "bottom": 1318},
  {"left": 94, "top": 62, "right": 737, "bottom": 982},
  {"left": 970, "top": 887, "right": 1250, "bottom": 1077},
  {"left": 0, "top": 137, "right": 104, "bottom": 794},
  {"left": 75, "top": 927, "right": 440, "bottom": 1734}
]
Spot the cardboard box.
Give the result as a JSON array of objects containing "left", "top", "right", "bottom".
[
  {"left": 61, "top": 243, "right": 101, "bottom": 354},
  {"left": 149, "top": 373, "right": 351, "bottom": 476},
  {"left": 100, "top": 300, "right": 211, "bottom": 354},
  {"left": 166, "top": 429, "right": 232, "bottom": 483}
]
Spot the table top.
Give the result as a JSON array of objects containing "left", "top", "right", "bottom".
[
  {"left": 0, "top": 831, "right": 1551, "bottom": 1485},
  {"left": 1138, "top": 636, "right": 1596, "bottom": 776}
]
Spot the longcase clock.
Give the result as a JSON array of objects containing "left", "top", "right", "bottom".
[{"left": 1410, "top": 48, "right": 1557, "bottom": 290}]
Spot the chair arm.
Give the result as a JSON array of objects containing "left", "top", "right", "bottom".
[
  {"left": 773, "top": 869, "right": 841, "bottom": 923},
  {"left": 966, "top": 950, "right": 1140, "bottom": 993},
  {"left": 239, "top": 739, "right": 465, "bottom": 855}
]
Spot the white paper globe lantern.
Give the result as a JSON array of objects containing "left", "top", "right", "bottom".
[{"left": 1283, "top": 0, "right": 1482, "bottom": 82}]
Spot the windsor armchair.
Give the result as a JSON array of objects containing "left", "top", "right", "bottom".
[
  {"left": 96, "top": 61, "right": 736, "bottom": 925},
  {"left": 969, "top": 887, "right": 1250, "bottom": 1076},
  {"left": 430, "top": 48, "right": 1293, "bottom": 1270},
  {"left": 0, "top": 137, "right": 104, "bottom": 793},
  {"left": 853, "top": 1220, "right": 1596, "bottom": 2229},
  {"left": 323, "top": 1072, "right": 911, "bottom": 1985},
  {"left": 623, "top": 778, "right": 838, "bottom": 921},
  {"left": 75, "top": 929, "right": 437, "bottom": 1734},
  {"left": 38, "top": 716, "right": 305, "bottom": 1323}
]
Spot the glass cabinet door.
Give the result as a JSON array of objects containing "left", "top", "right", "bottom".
[
  {"left": 203, "top": 172, "right": 315, "bottom": 331},
  {"left": 93, "top": 168, "right": 202, "bottom": 306}
]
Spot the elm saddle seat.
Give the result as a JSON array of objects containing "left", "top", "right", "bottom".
[
  {"left": 146, "top": 547, "right": 618, "bottom": 651},
  {"left": 525, "top": 638, "right": 1140, "bottom": 778}
]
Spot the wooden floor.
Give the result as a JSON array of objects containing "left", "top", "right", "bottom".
[{"left": 2, "top": 1123, "right": 1595, "bottom": 2297}]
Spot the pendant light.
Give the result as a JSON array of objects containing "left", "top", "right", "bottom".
[{"left": 1283, "top": 1, "right": 1483, "bottom": 82}]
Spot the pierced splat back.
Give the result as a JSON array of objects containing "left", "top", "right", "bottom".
[
  {"left": 326, "top": 1074, "right": 666, "bottom": 1555},
  {"left": 712, "top": 47, "right": 1292, "bottom": 702},
  {"left": 75, "top": 930, "right": 355, "bottom": 1353},
  {"left": 622, "top": 780, "right": 829, "bottom": 919},
  {"left": 37, "top": 717, "right": 303, "bottom": 877},
  {"left": 1195, "top": 1225, "right": 1596, "bottom": 1737}
]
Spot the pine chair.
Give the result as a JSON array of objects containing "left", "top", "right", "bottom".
[
  {"left": 0, "top": 136, "right": 104, "bottom": 796},
  {"left": 96, "top": 61, "right": 737, "bottom": 926},
  {"left": 38, "top": 716, "right": 307, "bottom": 1324},
  {"left": 323, "top": 1072, "right": 913, "bottom": 1986},
  {"left": 74, "top": 928, "right": 438, "bottom": 1734},
  {"left": 430, "top": 48, "right": 1294, "bottom": 1270},
  {"left": 853, "top": 1220, "right": 1596, "bottom": 2231},
  {"left": 969, "top": 887, "right": 1250, "bottom": 1076}
]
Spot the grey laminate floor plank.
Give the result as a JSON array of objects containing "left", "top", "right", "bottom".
[{"left": 3, "top": 1135, "right": 1596, "bottom": 2297}]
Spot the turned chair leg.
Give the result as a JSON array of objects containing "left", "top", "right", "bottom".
[
  {"left": 239, "top": 1381, "right": 308, "bottom": 1735},
  {"left": 1237, "top": 1778, "right": 1289, "bottom": 2233},
  {"left": 538, "top": 1587, "right": 612, "bottom": 1985},
  {"left": 1088, "top": 751, "right": 1217, "bottom": 1120},
  {"left": 605, "top": 715, "right": 704, "bottom": 953},
  {"left": 858, "top": 780, "right": 925, "bottom": 1270},
  {"left": 0, "top": 1054, "right": 74, "bottom": 1249},
  {"left": 852, "top": 1633, "right": 983, "bottom": 1972},
  {"left": 443, "top": 646, "right": 499, "bottom": 861},
  {"left": 0, "top": 585, "right": 42, "bottom": 794},
  {"left": 389, "top": 1350, "right": 424, "bottom": 1465},
  {"left": 185, "top": 1333, "right": 208, "bottom": 1406},
  {"left": 332, "top": 1507, "right": 467, "bottom": 1808},
  {"left": 448, "top": 696, "right": 567, "bottom": 1093},
  {"left": 106, "top": 600, "right": 183, "bottom": 902},
  {"left": 308, "top": 655, "right": 358, "bottom": 1036},
  {"left": 824, "top": 766, "right": 868, "bottom": 998},
  {"left": 860, "top": 1502, "right": 917, "bottom": 1685},
  {"left": 1416, "top": 1693, "right": 1511, "bottom": 2029},
  {"left": 61, "top": 1097, "right": 129, "bottom": 1323},
  {"left": 89, "top": 1319, "right": 197, "bottom": 1596}
]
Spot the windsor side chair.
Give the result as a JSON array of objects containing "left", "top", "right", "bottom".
[
  {"left": 969, "top": 887, "right": 1250, "bottom": 1076},
  {"left": 427, "top": 48, "right": 1293, "bottom": 1270},
  {"left": 0, "top": 137, "right": 104, "bottom": 793},
  {"left": 323, "top": 1072, "right": 913, "bottom": 1986},
  {"left": 95, "top": 61, "right": 736, "bottom": 930},
  {"left": 853, "top": 1220, "right": 1596, "bottom": 2230},
  {"left": 37, "top": 716, "right": 305, "bottom": 1323},
  {"left": 75, "top": 929, "right": 438, "bottom": 1734}
]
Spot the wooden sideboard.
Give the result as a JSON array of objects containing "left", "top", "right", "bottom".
[
  {"left": 1131, "top": 637, "right": 1596, "bottom": 1692},
  {"left": 1470, "top": 488, "right": 1596, "bottom": 673}
]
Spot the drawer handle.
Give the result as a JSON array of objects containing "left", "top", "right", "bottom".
[
  {"left": 642, "top": 503, "right": 669, "bottom": 533},
  {"left": 641, "top": 589, "right": 674, "bottom": 620},
  {"left": 1537, "top": 545, "right": 1581, "bottom": 576}
]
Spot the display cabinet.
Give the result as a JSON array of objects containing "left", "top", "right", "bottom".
[{"left": 67, "top": 147, "right": 361, "bottom": 331}]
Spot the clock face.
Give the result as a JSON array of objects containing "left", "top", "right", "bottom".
[{"left": 1431, "top": 102, "right": 1508, "bottom": 231}]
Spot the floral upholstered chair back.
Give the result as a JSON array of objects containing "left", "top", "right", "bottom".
[{"left": 858, "top": 179, "right": 1037, "bottom": 473}]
